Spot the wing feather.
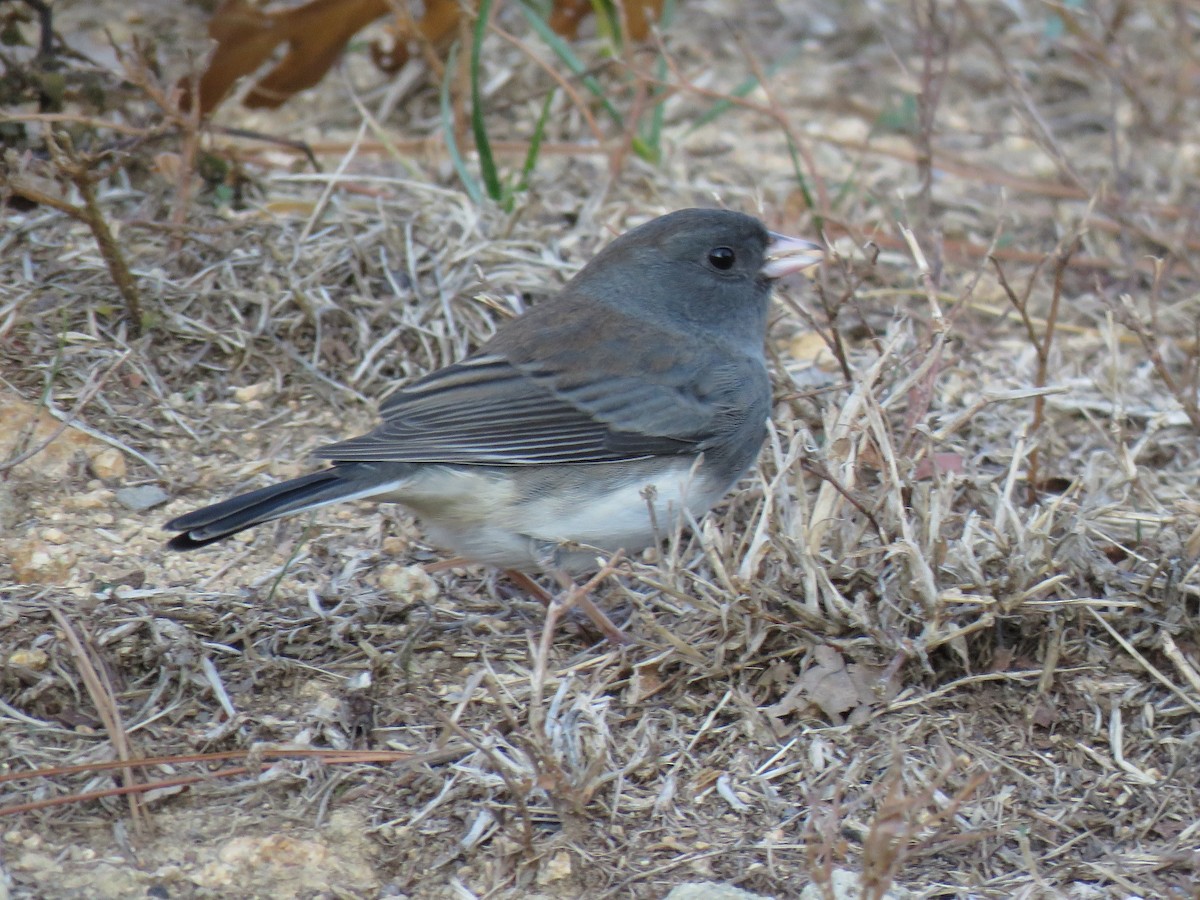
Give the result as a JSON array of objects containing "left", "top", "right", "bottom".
[{"left": 314, "top": 298, "right": 767, "bottom": 467}]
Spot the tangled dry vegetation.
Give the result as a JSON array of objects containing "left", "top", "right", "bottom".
[{"left": 2, "top": 1, "right": 1200, "bottom": 897}]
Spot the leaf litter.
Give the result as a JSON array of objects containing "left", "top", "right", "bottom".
[{"left": 2, "top": 1, "right": 1200, "bottom": 898}]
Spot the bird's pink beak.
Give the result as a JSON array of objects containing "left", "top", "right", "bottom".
[{"left": 762, "top": 232, "right": 825, "bottom": 279}]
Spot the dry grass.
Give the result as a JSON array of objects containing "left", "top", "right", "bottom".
[{"left": 3, "top": 1, "right": 1200, "bottom": 897}]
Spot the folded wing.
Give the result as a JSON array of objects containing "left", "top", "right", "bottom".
[{"left": 314, "top": 298, "right": 767, "bottom": 467}]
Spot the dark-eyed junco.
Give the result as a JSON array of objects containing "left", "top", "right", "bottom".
[{"left": 166, "top": 209, "right": 822, "bottom": 637}]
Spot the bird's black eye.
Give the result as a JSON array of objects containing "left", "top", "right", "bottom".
[{"left": 708, "top": 246, "right": 736, "bottom": 270}]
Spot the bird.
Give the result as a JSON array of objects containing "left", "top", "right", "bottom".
[{"left": 165, "top": 208, "right": 823, "bottom": 641}]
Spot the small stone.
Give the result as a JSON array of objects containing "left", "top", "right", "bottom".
[
  {"left": 536, "top": 851, "right": 572, "bottom": 885},
  {"left": 41, "top": 527, "right": 68, "bottom": 544},
  {"left": 8, "top": 648, "right": 49, "bottom": 671},
  {"left": 11, "top": 540, "right": 75, "bottom": 584},
  {"left": 799, "top": 869, "right": 915, "bottom": 899},
  {"left": 14, "top": 850, "right": 55, "bottom": 873},
  {"left": 381, "top": 536, "right": 408, "bottom": 556},
  {"left": 89, "top": 447, "right": 127, "bottom": 480},
  {"left": 115, "top": 485, "right": 170, "bottom": 511},
  {"left": 377, "top": 564, "right": 438, "bottom": 603},
  {"left": 233, "top": 380, "right": 273, "bottom": 402},
  {"left": 665, "top": 883, "right": 772, "bottom": 900},
  {"left": 68, "top": 488, "right": 115, "bottom": 510},
  {"left": 218, "top": 834, "right": 328, "bottom": 868},
  {"left": 0, "top": 390, "right": 112, "bottom": 481}
]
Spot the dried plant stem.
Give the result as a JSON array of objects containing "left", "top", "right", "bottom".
[
  {"left": 49, "top": 608, "right": 144, "bottom": 830},
  {"left": 40, "top": 132, "right": 144, "bottom": 337},
  {"left": 992, "top": 212, "right": 1085, "bottom": 502},
  {"left": 909, "top": 0, "right": 955, "bottom": 225},
  {"left": 1024, "top": 239, "right": 1079, "bottom": 495},
  {"left": 490, "top": 23, "right": 605, "bottom": 145},
  {"left": 1117, "top": 298, "right": 1200, "bottom": 431},
  {"left": 115, "top": 37, "right": 203, "bottom": 254}
]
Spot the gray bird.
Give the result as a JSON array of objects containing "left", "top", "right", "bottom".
[{"left": 165, "top": 208, "right": 823, "bottom": 638}]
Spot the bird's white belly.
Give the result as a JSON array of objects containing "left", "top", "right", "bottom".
[
  {"left": 388, "top": 458, "right": 728, "bottom": 572},
  {"left": 518, "top": 467, "right": 718, "bottom": 549}
]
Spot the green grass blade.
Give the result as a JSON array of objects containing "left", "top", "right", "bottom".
[
  {"left": 634, "top": 52, "right": 668, "bottom": 163},
  {"left": 588, "top": 0, "right": 621, "bottom": 51},
  {"left": 471, "top": 0, "right": 503, "bottom": 202},
  {"left": 518, "top": 88, "right": 556, "bottom": 192},
  {"left": 632, "top": 0, "right": 675, "bottom": 162},
  {"left": 440, "top": 42, "right": 483, "bottom": 204},
  {"left": 519, "top": 1, "right": 624, "bottom": 128}
]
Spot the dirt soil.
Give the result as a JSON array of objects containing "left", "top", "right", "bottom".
[{"left": 3, "top": 1, "right": 1200, "bottom": 898}]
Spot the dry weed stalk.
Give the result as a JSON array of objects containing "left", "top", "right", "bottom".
[
  {"left": 0, "top": 36, "right": 217, "bottom": 334},
  {"left": 113, "top": 36, "right": 207, "bottom": 251},
  {"left": 1112, "top": 262, "right": 1200, "bottom": 433},
  {"left": 47, "top": 608, "right": 145, "bottom": 830},
  {"left": 0, "top": 747, "right": 467, "bottom": 817},
  {"left": 434, "top": 712, "right": 539, "bottom": 857},
  {"left": 5, "top": 131, "right": 145, "bottom": 337},
  {"left": 990, "top": 195, "right": 1092, "bottom": 502},
  {"left": 908, "top": 0, "right": 956, "bottom": 227}
]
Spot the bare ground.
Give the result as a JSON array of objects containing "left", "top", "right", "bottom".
[{"left": 3, "top": 1, "right": 1200, "bottom": 898}]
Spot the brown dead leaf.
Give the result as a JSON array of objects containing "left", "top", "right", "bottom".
[
  {"left": 625, "top": 663, "right": 666, "bottom": 704},
  {"left": 765, "top": 645, "right": 898, "bottom": 725},
  {"left": 804, "top": 645, "right": 861, "bottom": 721},
  {"left": 183, "top": 0, "right": 391, "bottom": 115},
  {"left": 369, "top": 0, "right": 462, "bottom": 75},
  {"left": 188, "top": 0, "right": 671, "bottom": 115},
  {"left": 371, "top": 0, "right": 667, "bottom": 76},
  {"left": 549, "top": 0, "right": 665, "bottom": 40},
  {"left": 912, "top": 452, "right": 966, "bottom": 480},
  {"left": 687, "top": 768, "right": 721, "bottom": 794}
]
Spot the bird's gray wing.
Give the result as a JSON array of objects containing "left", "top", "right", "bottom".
[{"left": 313, "top": 299, "right": 768, "bottom": 466}]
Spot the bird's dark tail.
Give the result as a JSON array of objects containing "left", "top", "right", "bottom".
[{"left": 165, "top": 466, "right": 397, "bottom": 550}]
